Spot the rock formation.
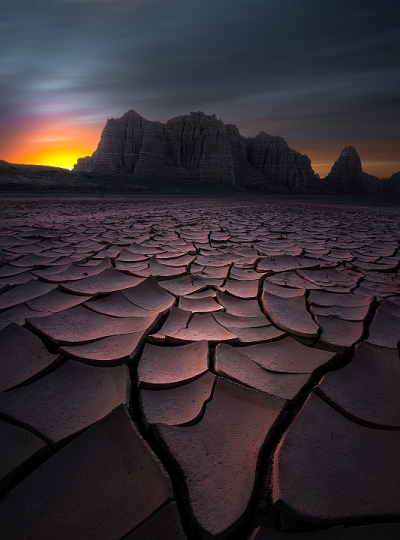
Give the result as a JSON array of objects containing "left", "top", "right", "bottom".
[
  {"left": 1, "top": 113, "right": 399, "bottom": 198},
  {"left": 74, "top": 110, "right": 316, "bottom": 191},
  {"left": 322, "top": 145, "right": 400, "bottom": 198},
  {"left": 324, "top": 145, "right": 378, "bottom": 192}
]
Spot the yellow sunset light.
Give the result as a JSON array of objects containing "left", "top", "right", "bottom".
[
  {"left": 23, "top": 146, "right": 92, "bottom": 171},
  {"left": 2, "top": 115, "right": 101, "bottom": 171}
]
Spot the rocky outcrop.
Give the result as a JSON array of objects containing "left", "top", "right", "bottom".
[
  {"left": 247, "top": 131, "right": 313, "bottom": 191},
  {"left": 324, "top": 146, "right": 378, "bottom": 193},
  {"left": 3, "top": 113, "right": 399, "bottom": 198},
  {"left": 75, "top": 110, "right": 149, "bottom": 174},
  {"left": 323, "top": 146, "right": 400, "bottom": 198},
  {"left": 74, "top": 110, "right": 316, "bottom": 191}
]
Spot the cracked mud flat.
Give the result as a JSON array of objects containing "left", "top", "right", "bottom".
[{"left": 0, "top": 196, "right": 399, "bottom": 540}]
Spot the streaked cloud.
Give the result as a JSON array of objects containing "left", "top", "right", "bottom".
[{"left": 1, "top": 0, "right": 399, "bottom": 175}]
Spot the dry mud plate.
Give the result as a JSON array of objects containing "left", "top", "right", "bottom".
[{"left": 0, "top": 196, "right": 399, "bottom": 540}]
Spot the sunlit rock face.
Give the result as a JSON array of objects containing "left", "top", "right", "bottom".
[{"left": 74, "top": 110, "right": 316, "bottom": 189}]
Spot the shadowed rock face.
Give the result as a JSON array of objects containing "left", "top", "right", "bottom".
[
  {"left": 74, "top": 110, "right": 316, "bottom": 189},
  {"left": 2, "top": 118, "right": 399, "bottom": 199},
  {"left": 325, "top": 146, "right": 378, "bottom": 191}
]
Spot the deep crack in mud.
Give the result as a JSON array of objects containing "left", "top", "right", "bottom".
[{"left": 0, "top": 197, "right": 399, "bottom": 540}]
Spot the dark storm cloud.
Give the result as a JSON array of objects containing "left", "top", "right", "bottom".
[{"left": 1, "top": 0, "right": 399, "bottom": 142}]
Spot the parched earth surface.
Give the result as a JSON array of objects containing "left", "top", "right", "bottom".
[{"left": 0, "top": 196, "right": 399, "bottom": 540}]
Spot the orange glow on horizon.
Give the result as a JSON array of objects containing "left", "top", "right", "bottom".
[
  {"left": 292, "top": 140, "right": 400, "bottom": 179},
  {"left": 22, "top": 147, "right": 93, "bottom": 171},
  {"left": 3, "top": 115, "right": 102, "bottom": 170},
  {"left": 3, "top": 115, "right": 399, "bottom": 179}
]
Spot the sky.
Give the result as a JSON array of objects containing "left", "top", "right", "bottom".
[{"left": 1, "top": 0, "right": 399, "bottom": 178}]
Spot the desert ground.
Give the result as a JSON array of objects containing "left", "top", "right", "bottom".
[{"left": 0, "top": 196, "right": 399, "bottom": 540}]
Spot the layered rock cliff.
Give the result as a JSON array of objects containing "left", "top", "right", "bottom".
[{"left": 74, "top": 110, "right": 316, "bottom": 191}]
